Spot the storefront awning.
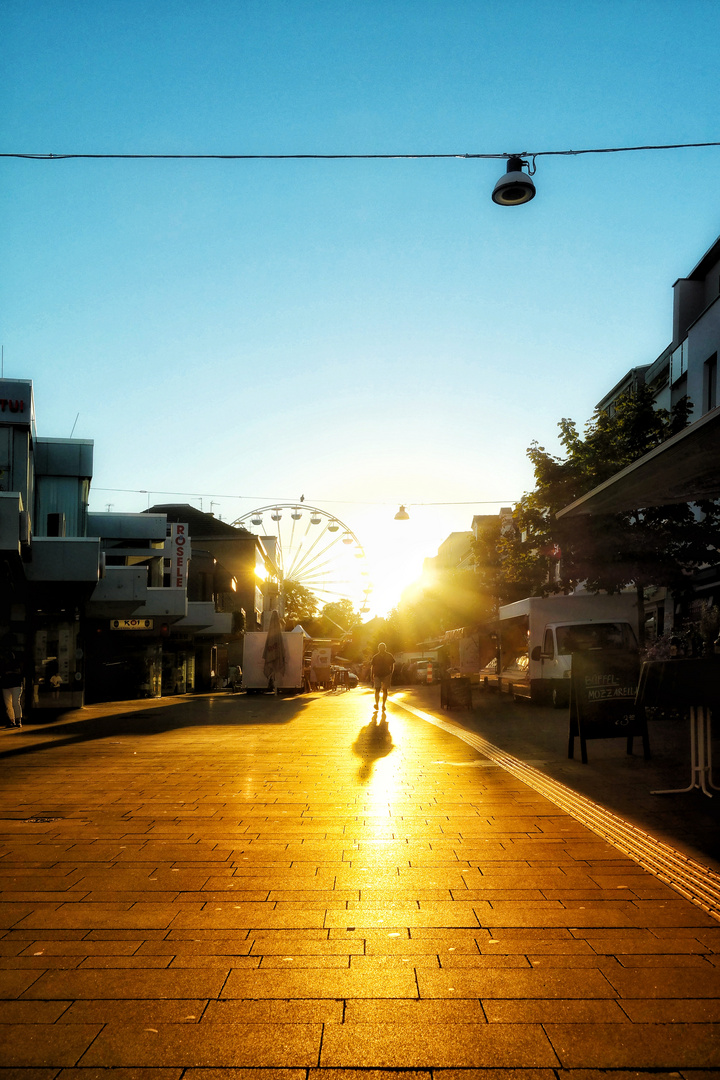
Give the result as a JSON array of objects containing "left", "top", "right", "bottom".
[{"left": 557, "top": 406, "right": 720, "bottom": 518}]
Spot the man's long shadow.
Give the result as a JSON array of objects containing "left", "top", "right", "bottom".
[{"left": 352, "top": 717, "right": 395, "bottom": 782}]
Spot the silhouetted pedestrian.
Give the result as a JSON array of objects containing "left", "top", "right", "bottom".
[
  {"left": 370, "top": 642, "right": 395, "bottom": 715},
  {"left": 2, "top": 653, "right": 24, "bottom": 729}
]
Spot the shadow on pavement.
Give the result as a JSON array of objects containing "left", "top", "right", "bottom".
[
  {"left": 0, "top": 691, "right": 315, "bottom": 762},
  {"left": 352, "top": 717, "right": 394, "bottom": 783}
]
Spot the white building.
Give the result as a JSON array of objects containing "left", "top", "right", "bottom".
[{"left": 598, "top": 235, "right": 719, "bottom": 421}]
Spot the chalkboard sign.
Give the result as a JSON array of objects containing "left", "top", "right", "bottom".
[
  {"left": 440, "top": 676, "right": 472, "bottom": 710},
  {"left": 568, "top": 650, "right": 649, "bottom": 764}
]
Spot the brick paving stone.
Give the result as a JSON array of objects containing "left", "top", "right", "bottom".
[
  {"left": 479, "top": 938, "right": 595, "bottom": 954},
  {"left": 309, "top": 1072, "right": 433, "bottom": 1080},
  {"left": 613, "top": 952, "right": 712, "bottom": 967},
  {"left": 79, "top": 956, "right": 174, "bottom": 969},
  {"left": 545, "top": 1021, "right": 720, "bottom": 1068},
  {"left": 0, "top": 969, "right": 43, "bottom": 997},
  {"left": 324, "top": 905, "right": 484, "bottom": 928},
  {"left": 77, "top": 1022, "right": 322, "bottom": 1067},
  {"left": 433, "top": 1071, "right": 556, "bottom": 1080},
  {"left": 356, "top": 888, "right": 452, "bottom": 901},
  {"left": 604, "top": 965, "right": 720, "bottom": 998},
  {"left": 0, "top": 1022, "right": 102, "bottom": 1067},
  {"left": 419, "top": 968, "right": 617, "bottom": 999},
  {"left": 204, "top": 999, "right": 343, "bottom": 1024},
  {"left": 481, "top": 900, "right": 642, "bottom": 927},
  {"left": 2, "top": 955, "right": 84, "bottom": 969},
  {"left": 18, "top": 939, "right": 142, "bottom": 956},
  {"left": 169, "top": 906, "right": 328, "bottom": 929},
  {"left": 58, "top": 1071, "right": 183, "bottom": 1080},
  {"left": 13, "top": 903, "right": 186, "bottom": 931},
  {"left": 319, "top": 1022, "right": 559, "bottom": 1068},
  {"left": 349, "top": 954, "right": 439, "bottom": 969},
  {"left": 0, "top": 1000, "right": 71, "bottom": 1022},
  {"left": 185, "top": 1071, "right": 306, "bottom": 1080},
  {"left": 250, "top": 937, "right": 363, "bottom": 956},
  {"left": 167, "top": 954, "right": 259, "bottom": 969},
  {"left": 222, "top": 967, "right": 418, "bottom": 998},
  {"left": 438, "top": 954, "right": 531, "bottom": 968},
  {"left": 482, "top": 999, "right": 628, "bottom": 1023},
  {"left": 581, "top": 930, "right": 711, "bottom": 953},
  {"left": 58, "top": 1000, "right": 208, "bottom": 1025},
  {"left": 136, "top": 938, "right": 252, "bottom": 955},
  {"left": 21, "top": 968, "right": 227, "bottom": 999},
  {"left": 527, "top": 955, "right": 623, "bottom": 969},
  {"left": 0, "top": 1072, "right": 59, "bottom": 1080},
  {"left": 0, "top": 905, "right": 42, "bottom": 928},
  {"left": 258, "top": 954, "right": 349, "bottom": 969},
  {"left": 343, "top": 1000, "right": 488, "bottom": 1024},
  {"left": 619, "top": 997, "right": 720, "bottom": 1021}
]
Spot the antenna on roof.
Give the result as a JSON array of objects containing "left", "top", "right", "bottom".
[{"left": 70, "top": 413, "right": 79, "bottom": 437}]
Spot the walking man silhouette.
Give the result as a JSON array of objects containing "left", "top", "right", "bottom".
[{"left": 370, "top": 642, "right": 395, "bottom": 716}]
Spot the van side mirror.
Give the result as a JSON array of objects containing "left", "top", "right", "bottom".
[{"left": 531, "top": 645, "right": 542, "bottom": 662}]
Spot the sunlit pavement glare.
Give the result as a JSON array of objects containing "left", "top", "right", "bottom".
[{"left": 1, "top": 687, "right": 719, "bottom": 1074}]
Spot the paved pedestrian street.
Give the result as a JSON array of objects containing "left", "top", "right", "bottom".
[{"left": 1, "top": 688, "right": 719, "bottom": 1079}]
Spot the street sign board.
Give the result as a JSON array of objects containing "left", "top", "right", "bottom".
[{"left": 568, "top": 649, "right": 649, "bottom": 763}]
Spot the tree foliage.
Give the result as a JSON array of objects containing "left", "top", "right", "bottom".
[
  {"left": 317, "top": 599, "right": 362, "bottom": 638},
  {"left": 281, "top": 580, "right": 319, "bottom": 628},
  {"left": 493, "top": 386, "right": 720, "bottom": 641},
  {"left": 321, "top": 600, "right": 362, "bottom": 630}
]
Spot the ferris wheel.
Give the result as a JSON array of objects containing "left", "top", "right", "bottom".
[{"left": 232, "top": 503, "right": 373, "bottom": 615}]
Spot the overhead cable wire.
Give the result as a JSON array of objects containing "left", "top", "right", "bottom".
[
  {"left": 2, "top": 140, "right": 720, "bottom": 161},
  {"left": 91, "top": 486, "right": 515, "bottom": 507}
]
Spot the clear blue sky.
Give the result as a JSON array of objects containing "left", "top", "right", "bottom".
[{"left": 2, "top": 0, "right": 719, "bottom": 615}]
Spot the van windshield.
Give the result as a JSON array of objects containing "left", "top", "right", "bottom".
[{"left": 556, "top": 622, "right": 635, "bottom": 655}]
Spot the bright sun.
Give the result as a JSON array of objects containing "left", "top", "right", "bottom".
[{"left": 362, "top": 522, "right": 432, "bottom": 619}]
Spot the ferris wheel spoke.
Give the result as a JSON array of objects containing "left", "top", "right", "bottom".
[
  {"left": 299, "top": 569, "right": 353, "bottom": 590},
  {"left": 285, "top": 522, "right": 327, "bottom": 581},
  {"left": 292, "top": 540, "right": 340, "bottom": 579},
  {"left": 287, "top": 514, "right": 299, "bottom": 566},
  {"left": 288, "top": 533, "right": 339, "bottom": 582},
  {"left": 274, "top": 518, "right": 285, "bottom": 579},
  {"left": 292, "top": 552, "right": 344, "bottom": 590},
  {"left": 311, "top": 585, "right": 355, "bottom": 601},
  {"left": 285, "top": 523, "right": 329, "bottom": 580}
]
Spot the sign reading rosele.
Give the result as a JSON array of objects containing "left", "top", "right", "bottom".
[{"left": 166, "top": 523, "right": 190, "bottom": 588}]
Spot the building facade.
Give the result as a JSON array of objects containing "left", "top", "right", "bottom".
[
  {"left": 0, "top": 378, "right": 246, "bottom": 708},
  {"left": 595, "top": 234, "right": 720, "bottom": 639}
]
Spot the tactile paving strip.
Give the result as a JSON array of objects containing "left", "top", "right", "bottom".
[{"left": 393, "top": 696, "right": 720, "bottom": 923}]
